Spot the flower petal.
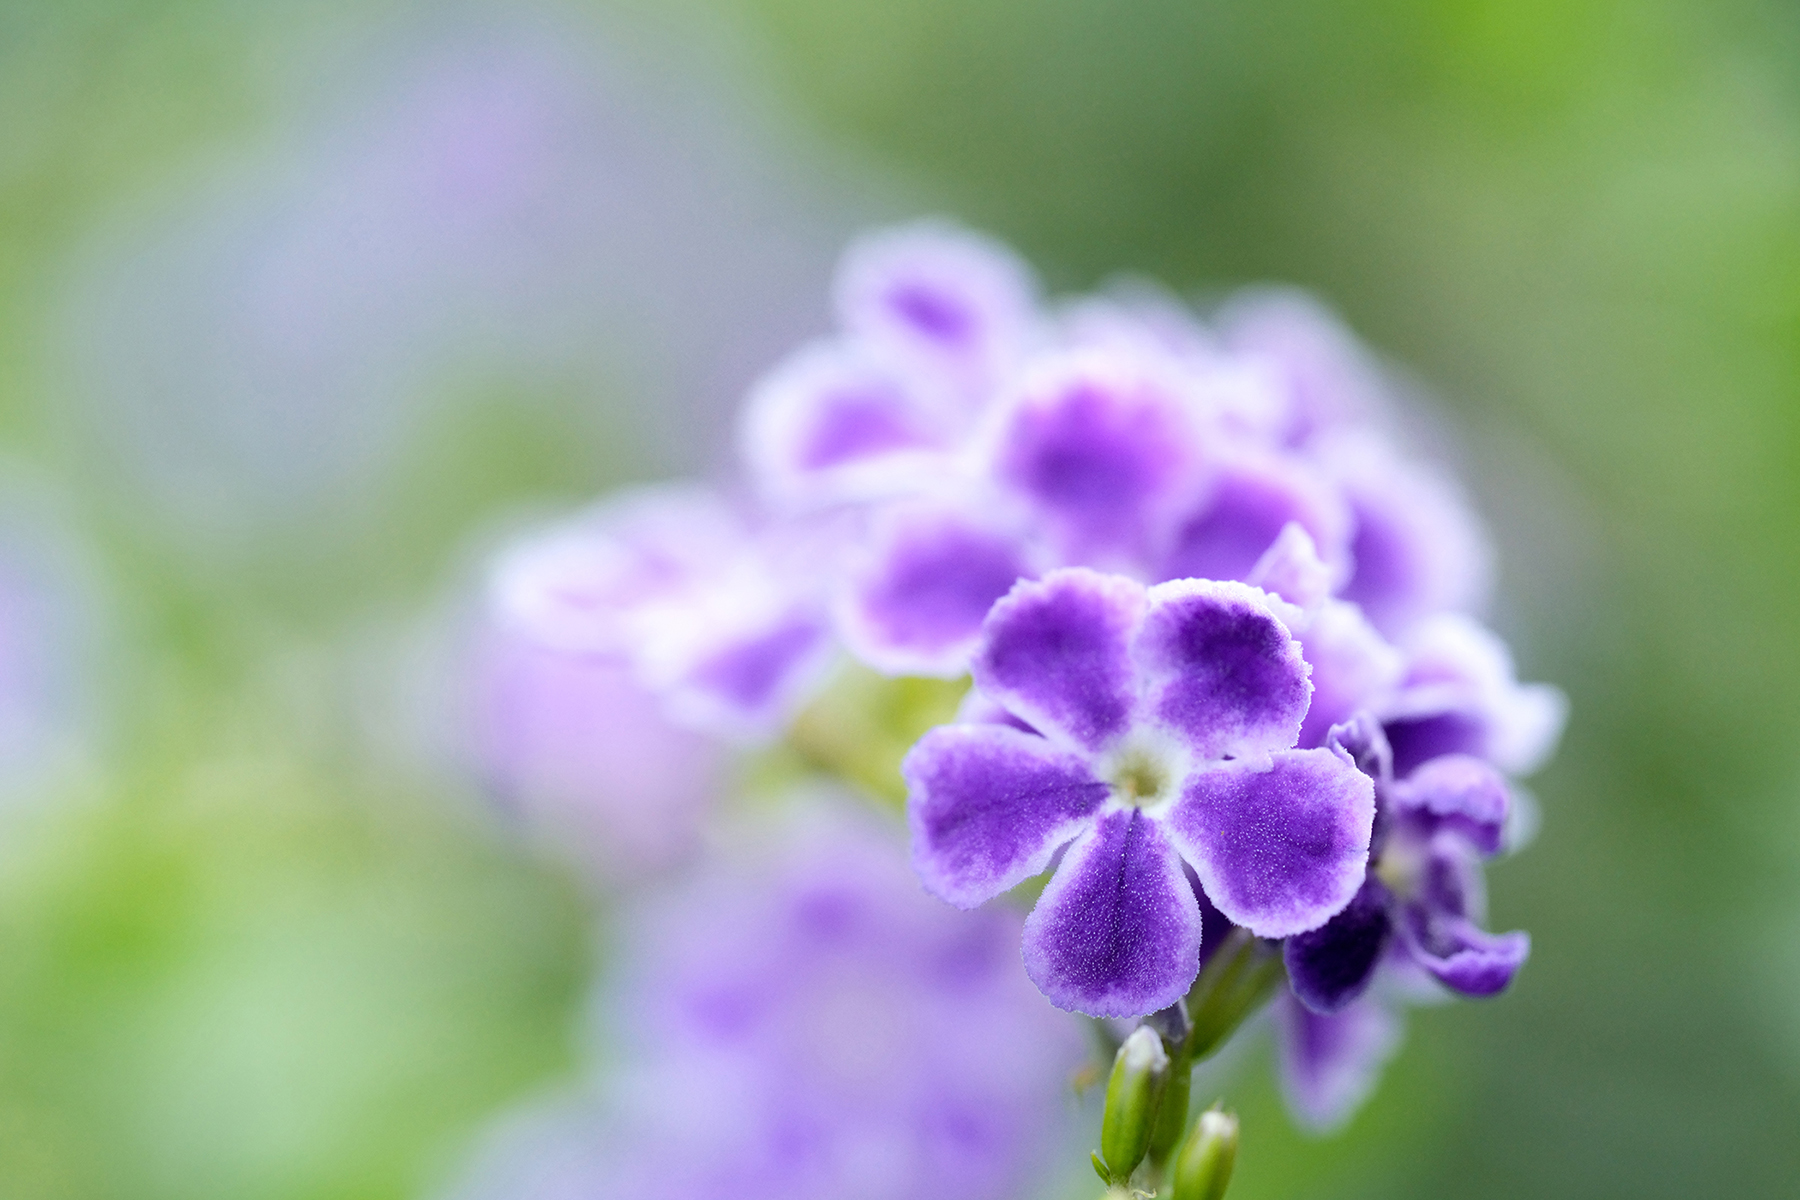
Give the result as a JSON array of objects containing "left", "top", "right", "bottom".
[
  {"left": 1133, "top": 579, "right": 1312, "bottom": 760},
  {"left": 1021, "top": 810, "right": 1203, "bottom": 1017},
  {"left": 832, "top": 220, "right": 1036, "bottom": 396},
  {"left": 971, "top": 568, "right": 1144, "bottom": 754},
  {"left": 1283, "top": 875, "right": 1391, "bottom": 1014},
  {"left": 1396, "top": 907, "right": 1530, "bottom": 997},
  {"left": 1246, "top": 522, "right": 1335, "bottom": 620},
  {"left": 904, "top": 724, "right": 1109, "bottom": 909},
  {"left": 1295, "top": 601, "right": 1405, "bottom": 750},
  {"left": 1158, "top": 455, "right": 1351, "bottom": 588},
  {"left": 988, "top": 352, "right": 1203, "bottom": 565},
  {"left": 489, "top": 486, "right": 745, "bottom": 655},
  {"left": 739, "top": 342, "right": 952, "bottom": 511},
  {"left": 1391, "top": 754, "right": 1509, "bottom": 856},
  {"left": 1320, "top": 433, "right": 1494, "bottom": 636},
  {"left": 658, "top": 611, "right": 833, "bottom": 739},
  {"left": 1383, "top": 614, "right": 1567, "bottom": 777},
  {"left": 1274, "top": 990, "right": 1403, "bottom": 1133},
  {"left": 1164, "top": 747, "right": 1375, "bottom": 938},
  {"left": 837, "top": 504, "right": 1035, "bottom": 678}
]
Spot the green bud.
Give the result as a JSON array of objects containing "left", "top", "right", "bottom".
[
  {"left": 1170, "top": 1106, "right": 1239, "bottom": 1200},
  {"left": 1146, "top": 1045, "right": 1192, "bottom": 1170},
  {"left": 1099, "top": 1025, "right": 1170, "bottom": 1182}
]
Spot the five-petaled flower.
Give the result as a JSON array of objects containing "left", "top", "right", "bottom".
[{"left": 903, "top": 567, "right": 1377, "bottom": 1017}]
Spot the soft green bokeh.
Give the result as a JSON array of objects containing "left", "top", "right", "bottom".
[{"left": 1, "top": 0, "right": 1797, "bottom": 1197}]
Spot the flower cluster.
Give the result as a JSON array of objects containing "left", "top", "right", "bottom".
[{"left": 473, "top": 219, "right": 1564, "bottom": 1138}]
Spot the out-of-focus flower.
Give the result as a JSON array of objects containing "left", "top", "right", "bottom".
[
  {"left": 443, "top": 808, "right": 1085, "bottom": 1200},
  {"left": 1272, "top": 987, "right": 1404, "bottom": 1133},
  {"left": 488, "top": 486, "right": 836, "bottom": 742},
  {"left": 463, "top": 623, "right": 720, "bottom": 880},
  {"left": 904, "top": 567, "right": 1374, "bottom": 1017}
]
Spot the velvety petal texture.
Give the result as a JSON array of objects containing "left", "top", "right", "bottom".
[
  {"left": 1020, "top": 810, "right": 1203, "bottom": 1017},
  {"left": 1165, "top": 747, "right": 1375, "bottom": 938},
  {"left": 972, "top": 569, "right": 1143, "bottom": 753},
  {"left": 904, "top": 725, "right": 1108, "bottom": 908},
  {"left": 1134, "top": 578, "right": 1312, "bottom": 759}
]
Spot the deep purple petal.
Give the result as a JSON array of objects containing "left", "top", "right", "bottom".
[
  {"left": 1133, "top": 579, "right": 1311, "bottom": 760},
  {"left": 1164, "top": 747, "right": 1375, "bottom": 939},
  {"left": 1275, "top": 991, "right": 1403, "bottom": 1133},
  {"left": 1382, "top": 711, "right": 1487, "bottom": 779},
  {"left": 1391, "top": 754, "right": 1509, "bottom": 856},
  {"left": 1021, "top": 810, "right": 1203, "bottom": 1017},
  {"left": 1397, "top": 907, "right": 1530, "bottom": 997},
  {"left": 989, "top": 354, "right": 1201, "bottom": 563},
  {"left": 904, "top": 724, "right": 1109, "bottom": 908},
  {"left": 971, "top": 568, "right": 1144, "bottom": 753},
  {"left": 1283, "top": 875, "right": 1391, "bottom": 1014},
  {"left": 1158, "top": 457, "right": 1350, "bottom": 586},
  {"left": 838, "top": 506, "right": 1034, "bottom": 677}
]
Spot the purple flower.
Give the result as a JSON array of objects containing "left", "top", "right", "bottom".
[
  {"left": 983, "top": 351, "right": 1207, "bottom": 571},
  {"left": 739, "top": 341, "right": 963, "bottom": 513},
  {"left": 1316, "top": 432, "right": 1494, "bottom": 637},
  {"left": 1283, "top": 718, "right": 1530, "bottom": 1016},
  {"left": 903, "top": 567, "right": 1376, "bottom": 1017},
  {"left": 832, "top": 220, "right": 1039, "bottom": 405},
  {"left": 1379, "top": 612, "right": 1568, "bottom": 778},
  {"left": 1273, "top": 988, "right": 1403, "bottom": 1133},
  {"left": 447, "top": 810, "right": 1085, "bottom": 1200},
  {"left": 834, "top": 499, "right": 1047, "bottom": 677},
  {"left": 490, "top": 486, "right": 836, "bottom": 740},
  {"left": 464, "top": 621, "right": 722, "bottom": 880}
]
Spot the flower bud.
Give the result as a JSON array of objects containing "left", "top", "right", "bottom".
[
  {"left": 1170, "top": 1107, "right": 1239, "bottom": 1200},
  {"left": 1099, "top": 1025, "right": 1170, "bottom": 1182}
]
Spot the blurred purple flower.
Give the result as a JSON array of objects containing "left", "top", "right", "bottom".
[
  {"left": 465, "top": 623, "right": 720, "bottom": 880},
  {"left": 904, "top": 567, "right": 1374, "bottom": 1017},
  {"left": 489, "top": 485, "right": 836, "bottom": 742},
  {"left": 444, "top": 809, "right": 1085, "bottom": 1200}
]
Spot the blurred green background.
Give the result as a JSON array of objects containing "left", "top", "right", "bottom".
[{"left": 1, "top": 0, "right": 1798, "bottom": 1197}]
